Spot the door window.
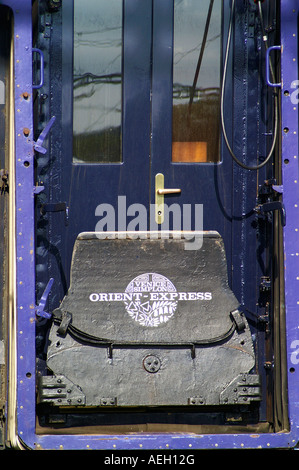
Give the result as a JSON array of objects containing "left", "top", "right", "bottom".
[
  {"left": 73, "top": 0, "right": 123, "bottom": 163},
  {"left": 172, "top": 0, "right": 221, "bottom": 163}
]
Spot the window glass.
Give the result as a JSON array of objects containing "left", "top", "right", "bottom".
[
  {"left": 73, "top": 0, "right": 122, "bottom": 163},
  {"left": 172, "top": 0, "right": 221, "bottom": 163}
]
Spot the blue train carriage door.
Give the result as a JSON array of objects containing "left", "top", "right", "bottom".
[{"left": 33, "top": 0, "right": 286, "bottom": 436}]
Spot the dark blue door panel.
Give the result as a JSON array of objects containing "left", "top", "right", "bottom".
[
  {"left": 60, "top": 0, "right": 153, "bottom": 279},
  {"left": 150, "top": 0, "right": 231, "bottom": 263}
]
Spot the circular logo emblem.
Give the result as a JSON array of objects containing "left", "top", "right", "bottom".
[{"left": 124, "top": 273, "right": 178, "bottom": 327}]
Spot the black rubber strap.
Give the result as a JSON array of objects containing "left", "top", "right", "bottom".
[{"left": 52, "top": 309, "right": 237, "bottom": 358}]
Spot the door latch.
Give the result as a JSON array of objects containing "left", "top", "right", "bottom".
[
  {"left": 155, "top": 173, "right": 181, "bottom": 224},
  {"left": 40, "top": 201, "right": 69, "bottom": 226},
  {"left": 255, "top": 200, "right": 286, "bottom": 226},
  {"left": 255, "top": 179, "right": 286, "bottom": 226}
]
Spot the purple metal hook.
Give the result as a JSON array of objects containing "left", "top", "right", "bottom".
[
  {"left": 36, "top": 278, "right": 54, "bottom": 319},
  {"left": 266, "top": 45, "right": 281, "bottom": 88},
  {"left": 32, "top": 47, "right": 44, "bottom": 89},
  {"left": 33, "top": 116, "right": 56, "bottom": 154}
]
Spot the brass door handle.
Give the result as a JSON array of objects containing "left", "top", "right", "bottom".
[
  {"left": 157, "top": 188, "right": 181, "bottom": 195},
  {"left": 155, "top": 173, "right": 181, "bottom": 224}
]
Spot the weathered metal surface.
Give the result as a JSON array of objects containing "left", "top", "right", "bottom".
[
  {"left": 219, "top": 374, "right": 262, "bottom": 405},
  {"left": 38, "top": 374, "right": 86, "bottom": 406},
  {"left": 45, "top": 232, "right": 257, "bottom": 407}
]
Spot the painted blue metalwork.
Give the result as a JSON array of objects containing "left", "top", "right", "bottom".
[
  {"left": 2, "top": 0, "right": 299, "bottom": 450},
  {"left": 280, "top": 0, "right": 299, "bottom": 446},
  {"left": 1, "top": 0, "right": 37, "bottom": 449}
]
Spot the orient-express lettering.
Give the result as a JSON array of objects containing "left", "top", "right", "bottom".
[{"left": 89, "top": 292, "right": 212, "bottom": 301}]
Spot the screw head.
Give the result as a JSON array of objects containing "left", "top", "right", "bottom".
[{"left": 143, "top": 355, "right": 161, "bottom": 373}]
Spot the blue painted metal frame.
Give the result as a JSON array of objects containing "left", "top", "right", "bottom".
[
  {"left": 280, "top": 0, "right": 299, "bottom": 445},
  {"left": 4, "top": 0, "right": 299, "bottom": 450}
]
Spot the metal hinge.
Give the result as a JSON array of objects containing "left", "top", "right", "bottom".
[
  {"left": 38, "top": 375, "right": 86, "bottom": 406},
  {"left": 42, "top": 12, "right": 52, "bottom": 38},
  {"left": 248, "top": 12, "right": 256, "bottom": 39}
]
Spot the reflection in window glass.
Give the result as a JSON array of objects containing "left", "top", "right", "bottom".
[
  {"left": 172, "top": 0, "right": 221, "bottom": 163},
  {"left": 73, "top": 0, "right": 122, "bottom": 163}
]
